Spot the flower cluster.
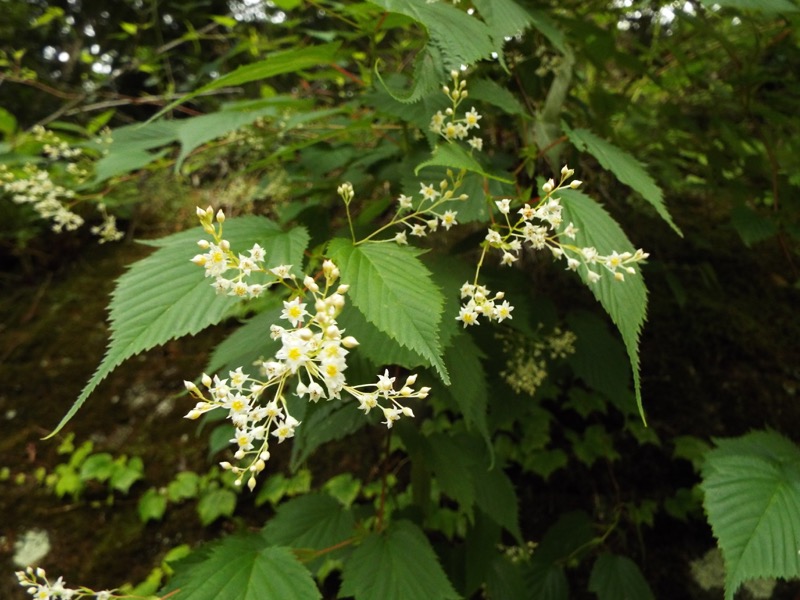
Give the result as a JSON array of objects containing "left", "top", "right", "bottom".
[
  {"left": 0, "top": 164, "right": 83, "bottom": 232},
  {"left": 191, "top": 206, "right": 290, "bottom": 298},
  {"left": 457, "top": 165, "right": 648, "bottom": 328},
  {"left": 457, "top": 282, "right": 514, "bottom": 327},
  {"left": 497, "top": 327, "right": 577, "bottom": 397},
  {"left": 16, "top": 567, "right": 114, "bottom": 600},
  {"left": 186, "top": 209, "right": 431, "bottom": 489},
  {"left": 430, "top": 70, "right": 483, "bottom": 152},
  {"left": 338, "top": 177, "right": 467, "bottom": 246},
  {"left": 486, "top": 166, "right": 649, "bottom": 283}
]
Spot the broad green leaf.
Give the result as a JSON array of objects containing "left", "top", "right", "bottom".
[
  {"left": 565, "top": 126, "right": 682, "bottom": 236},
  {"left": 588, "top": 554, "right": 654, "bottom": 600},
  {"left": 442, "top": 332, "right": 490, "bottom": 443},
  {"left": 730, "top": 203, "right": 778, "bottom": 247},
  {"left": 0, "top": 108, "right": 17, "bottom": 138},
  {"left": 262, "top": 493, "right": 356, "bottom": 570},
  {"left": 700, "top": 0, "right": 799, "bottom": 11},
  {"left": 175, "top": 106, "right": 278, "bottom": 169},
  {"left": 326, "top": 238, "right": 448, "bottom": 383},
  {"left": 566, "top": 311, "right": 631, "bottom": 408},
  {"left": 701, "top": 430, "right": 800, "bottom": 600},
  {"left": 197, "top": 488, "right": 237, "bottom": 526},
  {"left": 415, "top": 142, "right": 513, "bottom": 183},
  {"left": 138, "top": 488, "right": 168, "bottom": 523},
  {"left": 289, "top": 401, "right": 370, "bottom": 470},
  {"left": 90, "top": 120, "right": 181, "bottom": 184},
  {"left": 339, "top": 520, "right": 459, "bottom": 600},
  {"left": 374, "top": 45, "right": 445, "bottom": 105},
  {"left": 368, "top": 0, "right": 494, "bottom": 69},
  {"left": 469, "top": 78, "right": 527, "bottom": 117},
  {"left": 558, "top": 189, "right": 649, "bottom": 422},
  {"left": 535, "top": 511, "right": 594, "bottom": 564},
  {"left": 471, "top": 0, "right": 535, "bottom": 67},
  {"left": 205, "top": 307, "right": 283, "bottom": 376},
  {"left": 486, "top": 555, "right": 528, "bottom": 600},
  {"left": 473, "top": 463, "right": 522, "bottom": 543},
  {"left": 167, "top": 471, "right": 200, "bottom": 502},
  {"left": 154, "top": 43, "right": 341, "bottom": 119},
  {"left": 524, "top": 561, "right": 569, "bottom": 600},
  {"left": 335, "top": 304, "right": 429, "bottom": 370},
  {"left": 49, "top": 218, "right": 309, "bottom": 437},
  {"left": 161, "top": 534, "right": 321, "bottom": 600}
]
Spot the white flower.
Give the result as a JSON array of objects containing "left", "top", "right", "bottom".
[
  {"left": 281, "top": 297, "right": 309, "bottom": 327},
  {"left": 377, "top": 369, "right": 396, "bottom": 395},
  {"left": 464, "top": 107, "right": 482, "bottom": 129},
  {"left": 495, "top": 198, "right": 511, "bottom": 215},
  {"left": 441, "top": 210, "right": 458, "bottom": 230},
  {"left": 398, "top": 194, "right": 413, "bottom": 210},
  {"left": 419, "top": 182, "right": 440, "bottom": 201}
]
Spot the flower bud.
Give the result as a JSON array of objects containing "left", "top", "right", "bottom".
[
  {"left": 569, "top": 180, "right": 583, "bottom": 189},
  {"left": 216, "top": 209, "right": 226, "bottom": 223},
  {"left": 341, "top": 336, "right": 359, "bottom": 348},
  {"left": 201, "top": 373, "right": 212, "bottom": 388},
  {"left": 405, "top": 374, "right": 418, "bottom": 386},
  {"left": 542, "top": 178, "right": 555, "bottom": 194},
  {"left": 402, "top": 406, "right": 415, "bottom": 417},
  {"left": 304, "top": 276, "right": 319, "bottom": 293}
]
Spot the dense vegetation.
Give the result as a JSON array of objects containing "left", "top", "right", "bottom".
[{"left": 1, "top": 0, "right": 799, "bottom": 599}]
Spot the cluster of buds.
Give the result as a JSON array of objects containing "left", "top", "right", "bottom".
[
  {"left": 485, "top": 165, "right": 649, "bottom": 283},
  {"left": 16, "top": 567, "right": 114, "bottom": 600},
  {"left": 186, "top": 210, "right": 430, "bottom": 489},
  {"left": 339, "top": 174, "right": 467, "bottom": 246},
  {"left": 191, "top": 206, "right": 293, "bottom": 298},
  {"left": 430, "top": 70, "right": 483, "bottom": 151}
]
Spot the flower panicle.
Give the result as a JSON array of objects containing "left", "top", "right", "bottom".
[
  {"left": 16, "top": 566, "right": 115, "bottom": 600},
  {"left": 187, "top": 210, "right": 429, "bottom": 489}
]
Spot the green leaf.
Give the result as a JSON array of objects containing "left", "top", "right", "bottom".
[
  {"left": 206, "top": 307, "right": 283, "bottom": 375},
  {"left": 368, "top": 0, "right": 494, "bottom": 69},
  {"left": 524, "top": 562, "right": 569, "bottom": 600},
  {"left": 79, "top": 453, "right": 114, "bottom": 482},
  {"left": 161, "top": 534, "right": 321, "bottom": 600},
  {"left": 701, "top": 430, "right": 800, "bottom": 600},
  {"left": 565, "top": 126, "right": 682, "bottom": 236},
  {"left": 442, "top": 332, "right": 490, "bottom": 443},
  {"left": 138, "top": 488, "right": 168, "bottom": 523},
  {"left": 49, "top": 217, "right": 308, "bottom": 437},
  {"left": 109, "top": 456, "right": 144, "bottom": 493},
  {"left": 588, "top": 554, "right": 655, "bottom": 600},
  {"left": 0, "top": 108, "right": 17, "bottom": 139},
  {"left": 415, "top": 142, "right": 513, "bottom": 183},
  {"left": 262, "top": 493, "right": 356, "bottom": 570},
  {"left": 730, "top": 204, "right": 778, "bottom": 247},
  {"left": 197, "top": 488, "right": 237, "bottom": 526},
  {"left": 700, "top": 0, "right": 799, "bottom": 11},
  {"left": 175, "top": 106, "right": 278, "bottom": 169},
  {"left": 473, "top": 463, "right": 522, "bottom": 543},
  {"left": 289, "top": 401, "right": 369, "bottom": 470},
  {"left": 471, "top": 0, "right": 535, "bottom": 67},
  {"left": 339, "top": 520, "right": 459, "bottom": 600},
  {"left": 326, "top": 238, "right": 448, "bottom": 383},
  {"left": 154, "top": 43, "right": 341, "bottom": 119},
  {"left": 558, "top": 189, "right": 649, "bottom": 422},
  {"left": 469, "top": 78, "right": 527, "bottom": 117},
  {"left": 167, "top": 471, "right": 200, "bottom": 502},
  {"left": 374, "top": 45, "right": 444, "bottom": 104},
  {"left": 92, "top": 148, "right": 169, "bottom": 185}
]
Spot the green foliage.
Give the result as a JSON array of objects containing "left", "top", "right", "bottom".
[
  {"left": 50, "top": 218, "right": 308, "bottom": 437},
  {"left": 339, "top": 520, "right": 460, "bottom": 600},
  {"left": 701, "top": 430, "right": 800, "bottom": 600},
  {"left": 161, "top": 533, "right": 321, "bottom": 600},
  {"left": 565, "top": 126, "right": 682, "bottom": 236},
  {"left": 588, "top": 553, "right": 655, "bottom": 600},
  {"left": 558, "top": 189, "right": 649, "bottom": 420},
  {"left": 327, "top": 238, "right": 449, "bottom": 383}
]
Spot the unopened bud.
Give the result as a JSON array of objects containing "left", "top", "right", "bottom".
[
  {"left": 216, "top": 209, "right": 225, "bottom": 223},
  {"left": 341, "top": 336, "right": 359, "bottom": 349}
]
